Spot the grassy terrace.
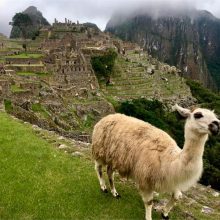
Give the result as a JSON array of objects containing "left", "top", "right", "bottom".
[
  {"left": 10, "top": 85, "right": 27, "bottom": 93},
  {"left": 99, "top": 52, "right": 190, "bottom": 100},
  {"left": 16, "top": 72, "right": 50, "bottom": 77},
  {"left": 5, "top": 53, "right": 43, "bottom": 59}
]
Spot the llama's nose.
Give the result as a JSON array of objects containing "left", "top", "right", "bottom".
[{"left": 209, "top": 121, "right": 220, "bottom": 135}]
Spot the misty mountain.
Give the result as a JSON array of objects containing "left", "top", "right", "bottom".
[
  {"left": 10, "top": 6, "right": 50, "bottom": 39},
  {"left": 106, "top": 9, "right": 220, "bottom": 90}
]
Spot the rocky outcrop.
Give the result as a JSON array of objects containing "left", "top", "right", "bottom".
[{"left": 106, "top": 9, "right": 220, "bottom": 90}]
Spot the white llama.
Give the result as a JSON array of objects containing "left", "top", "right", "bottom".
[{"left": 92, "top": 104, "right": 220, "bottom": 220}]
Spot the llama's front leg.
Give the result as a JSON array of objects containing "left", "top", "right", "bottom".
[
  {"left": 107, "top": 165, "right": 120, "bottom": 198},
  {"left": 140, "top": 191, "right": 154, "bottom": 220},
  {"left": 162, "top": 190, "right": 182, "bottom": 219}
]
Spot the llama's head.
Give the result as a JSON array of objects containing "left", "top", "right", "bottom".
[{"left": 174, "top": 104, "right": 220, "bottom": 136}]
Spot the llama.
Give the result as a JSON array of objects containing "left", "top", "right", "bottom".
[{"left": 92, "top": 104, "right": 220, "bottom": 220}]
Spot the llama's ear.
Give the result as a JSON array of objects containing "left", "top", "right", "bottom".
[{"left": 172, "top": 104, "right": 191, "bottom": 118}]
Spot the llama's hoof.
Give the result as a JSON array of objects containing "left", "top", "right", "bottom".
[
  {"left": 101, "top": 188, "right": 108, "bottom": 193},
  {"left": 161, "top": 213, "right": 169, "bottom": 220},
  {"left": 115, "top": 194, "right": 121, "bottom": 199}
]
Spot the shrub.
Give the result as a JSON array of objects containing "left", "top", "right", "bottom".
[
  {"left": 4, "top": 99, "right": 13, "bottom": 112},
  {"left": 91, "top": 49, "right": 117, "bottom": 80}
]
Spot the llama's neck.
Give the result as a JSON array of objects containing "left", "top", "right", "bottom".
[{"left": 181, "top": 129, "right": 208, "bottom": 164}]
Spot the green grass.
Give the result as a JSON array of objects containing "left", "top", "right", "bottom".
[
  {"left": 0, "top": 112, "right": 218, "bottom": 220},
  {"left": 0, "top": 112, "right": 147, "bottom": 219},
  {"left": 5, "top": 53, "right": 43, "bottom": 59},
  {"left": 10, "top": 85, "right": 27, "bottom": 93},
  {"left": 31, "top": 103, "right": 50, "bottom": 118}
]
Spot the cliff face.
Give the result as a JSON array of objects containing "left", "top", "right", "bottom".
[
  {"left": 106, "top": 10, "right": 220, "bottom": 90},
  {"left": 10, "top": 6, "right": 50, "bottom": 39}
]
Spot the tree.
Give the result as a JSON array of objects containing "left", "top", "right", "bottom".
[
  {"left": 12, "top": 13, "right": 32, "bottom": 39},
  {"left": 91, "top": 49, "right": 117, "bottom": 82},
  {"left": 12, "top": 13, "right": 33, "bottom": 52}
]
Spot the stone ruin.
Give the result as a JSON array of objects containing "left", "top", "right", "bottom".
[
  {"left": 0, "top": 64, "right": 6, "bottom": 74},
  {"left": 20, "top": 82, "right": 40, "bottom": 95},
  {"left": 0, "top": 80, "right": 10, "bottom": 96},
  {"left": 0, "top": 20, "right": 135, "bottom": 137}
]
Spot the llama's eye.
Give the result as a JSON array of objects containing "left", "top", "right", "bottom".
[{"left": 194, "top": 112, "right": 203, "bottom": 119}]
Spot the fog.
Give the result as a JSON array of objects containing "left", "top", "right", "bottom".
[{"left": 0, "top": 0, "right": 220, "bottom": 36}]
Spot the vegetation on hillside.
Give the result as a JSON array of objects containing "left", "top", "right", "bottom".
[
  {"left": 116, "top": 81, "right": 220, "bottom": 190},
  {"left": 91, "top": 49, "right": 117, "bottom": 81},
  {"left": 116, "top": 99, "right": 185, "bottom": 146},
  {"left": 12, "top": 13, "right": 33, "bottom": 39},
  {"left": 198, "top": 17, "right": 220, "bottom": 88},
  {"left": 186, "top": 80, "right": 220, "bottom": 189}
]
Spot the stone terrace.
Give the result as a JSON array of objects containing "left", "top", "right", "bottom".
[{"left": 100, "top": 50, "right": 194, "bottom": 106}]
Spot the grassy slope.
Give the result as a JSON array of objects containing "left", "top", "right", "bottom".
[
  {"left": 0, "top": 112, "right": 219, "bottom": 220},
  {"left": 0, "top": 112, "right": 147, "bottom": 220}
]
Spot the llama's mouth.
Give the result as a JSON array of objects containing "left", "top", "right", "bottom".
[{"left": 209, "top": 122, "right": 220, "bottom": 136}]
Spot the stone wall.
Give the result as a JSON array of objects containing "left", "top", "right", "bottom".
[
  {"left": 20, "top": 82, "right": 40, "bottom": 95},
  {"left": 5, "top": 58, "right": 42, "bottom": 65},
  {"left": 0, "top": 80, "right": 10, "bottom": 96},
  {"left": 5, "top": 65, "right": 45, "bottom": 73}
]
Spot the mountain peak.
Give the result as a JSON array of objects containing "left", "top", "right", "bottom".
[
  {"left": 23, "top": 6, "right": 38, "bottom": 13},
  {"left": 23, "top": 6, "right": 43, "bottom": 17}
]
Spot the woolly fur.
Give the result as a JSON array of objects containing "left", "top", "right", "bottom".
[{"left": 92, "top": 113, "right": 205, "bottom": 192}]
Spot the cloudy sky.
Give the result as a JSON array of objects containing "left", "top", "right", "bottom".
[{"left": 0, "top": 0, "right": 220, "bottom": 36}]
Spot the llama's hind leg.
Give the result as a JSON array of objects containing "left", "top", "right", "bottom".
[
  {"left": 95, "top": 160, "right": 107, "bottom": 193},
  {"left": 140, "top": 190, "right": 154, "bottom": 220},
  {"left": 107, "top": 165, "right": 120, "bottom": 198},
  {"left": 162, "top": 190, "right": 182, "bottom": 219}
]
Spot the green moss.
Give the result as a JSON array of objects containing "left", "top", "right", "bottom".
[{"left": 10, "top": 85, "right": 27, "bottom": 93}]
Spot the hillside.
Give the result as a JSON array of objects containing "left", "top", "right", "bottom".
[
  {"left": 0, "top": 111, "right": 219, "bottom": 219},
  {"left": 106, "top": 9, "right": 220, "bottom": 90},
  {"left": 99, "top": 50, "right": 192, "bottom": 106},
  {"left": 0, "top": 18, "right": 194, "bottom": 139}
]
